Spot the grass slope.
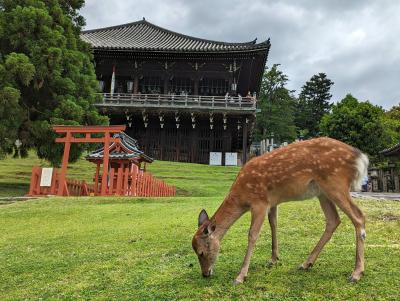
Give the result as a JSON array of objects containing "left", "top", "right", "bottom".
[{"left": 0, "top": 155, "right": 399, "bottom": 300}]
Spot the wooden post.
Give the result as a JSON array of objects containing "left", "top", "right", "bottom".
[
  {"left": 28, "top": 166, "right": 39, "bottom": 196},
  {"left": 160, "top": 126, "right": 165, "bottom": 161},
  {"left": 100, "top": 132, "right": 110, "bottom": 195},
  {"left": 109, "top": 166, "right": 115, "bottom": 195},
  {"left": 131, "top": 165, "right": 138, "bottom": 196},
  {"left": 133, "top": 76, "right": 139, "bottom": 94},
  {"left": 163, "top": 75, "right": 169, "bottom": 94},
  {"left": 194, "top": 76, "right": 199, "bottom": 95},
  {"left": 57, "top": 132, "right": 71, "bottom": 196},
  {"left": 190, "top": 125, "right": 196, "bottom": 163},
  {"left": 94, "top": 162, "right": 100, "bottom": 195},
  {"left": 123, "top": 163, "right": 129, "bottom": 195},
  {"left": 242, "top": 120, "right": 248, "bottom": 164},
  {"left": 116, "top": 162, "right": 124, "bottom": 195}
]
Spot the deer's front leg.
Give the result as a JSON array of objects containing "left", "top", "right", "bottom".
[
  {"left": 267, "top": 206, "right": 279, "bottom": 267},
  {"left": 234, "top": 205, "right": 267, "bottom": 285}
]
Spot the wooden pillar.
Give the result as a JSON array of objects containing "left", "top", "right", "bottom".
[
  {"left": 163, "top": 75, "right": 169, "bottom": 94},
  {"left": 100, "top": 132, "right": 110, "bottom": 195},
  {"left": 57, "top": 132, "right": 71, "bottom": 196},
  {"left": 194, "top": 76, "right": 199, "bottom": 95},
  {"left": 222, "top": 124, "right": 229, "bottom": 166},
  {"left": 160, "top": 127, "right": 165, "bottom": 161},
  {"left": 176, "top": 126, "right": 180, "bottom": 161},
  {"left": 109, "top": 165, "right": 115, "bottom": 195},
  {"left": 133, "top": 76, "right": 139, "bottom": 94},
  {"left": 210, "top": 126, "right": 214, "bottom": 153},
  {"left": 123, "top": 163, "right": 129, "bottom": 196},
  {"left": 94, "top": 162, "right": 100, "bottom": 195},
  {"left": 190, "top": 126, "right": 197, "bottom": 163},
  {"left": 116, "top": 161, "right": 124, "bottom": 195},
  {"left": 242, "top": 120, "right": 248, "bottom": 164}
]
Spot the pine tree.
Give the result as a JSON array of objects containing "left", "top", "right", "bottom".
[
  {"left": 0, "top": 0, "right": 108, "bottom": 164},
  {"left": 255, "top": 65, "right": 297, "bottom": 143},
  {"left": 295, "top": 73, "right": 334, "bottom": 137}
]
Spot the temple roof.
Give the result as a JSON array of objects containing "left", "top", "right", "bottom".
[
  {"left": 81, "top": 19, "right": 270, "bottom": 53},
  {"left": 86, "top": 132, "right": 153, "bottom": 163},
  {"left": 380, "top": 142, "right": 400, "bottom": 157}
]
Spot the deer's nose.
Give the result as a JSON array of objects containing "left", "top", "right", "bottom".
[{"left": 202, "top": 268, "right": 213, "bottom": 277}]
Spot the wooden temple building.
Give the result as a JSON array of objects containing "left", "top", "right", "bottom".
[
  {"left": 81, "top": 19, "right": 270, "bottom": 164},
  {"left": 370, "top": 142, "right": 400, "bottom": 192}
]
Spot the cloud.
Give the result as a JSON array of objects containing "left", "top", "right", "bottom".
[{"left": 81, "top": 0, "right": 400, "bottom": 108}]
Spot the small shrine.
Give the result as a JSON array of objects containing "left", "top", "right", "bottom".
[{"left": 28, "top": 126, "right": 176, "bottom": 197}]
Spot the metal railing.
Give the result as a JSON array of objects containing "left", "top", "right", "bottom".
[{"left": 96, "top": 93, "right": 257, "bottom": 111}]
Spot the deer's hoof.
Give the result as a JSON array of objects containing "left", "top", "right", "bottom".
[
  {"left": 233, "top": 276, "right": 246, "bottom": 286},
  {"left": 298, "top": 262, "right": 312, "bottom": 271},
  {"left": 348, "top": 274, "right": 362, "bottom": 283},
  {"left": 267, "top": 259, "right": 279, "bottom": 268}
]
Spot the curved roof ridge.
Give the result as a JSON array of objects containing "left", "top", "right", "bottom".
[
  {"left": 142, "top": 19, "right": 257, "bottom": 46},
  {"left": 82, "top": 18, "right": 260, "bottom": 46},
  {"left": 82, "top": 19, "right": 144, "bottom": 34}
]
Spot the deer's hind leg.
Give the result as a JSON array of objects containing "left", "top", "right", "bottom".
[
  {"left": 331, "top": 193, "right": 365, "bottom": 282},
  {"left": 299, "top": 195, "right": 341, "bottom": 270},
  {"left": 267, "top": 206, "right": 279, "bottom": 267},
  {"left": 319, "top": 183, "right": 366, "bottom": 282}
]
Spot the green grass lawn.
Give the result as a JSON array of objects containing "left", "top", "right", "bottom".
[{"left": 0, "top": 154, "right": 400, "bottom": 300}]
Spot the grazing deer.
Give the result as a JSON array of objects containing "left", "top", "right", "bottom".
[{"left": 192, "top": 137, "right": 368, "bottom": 284}]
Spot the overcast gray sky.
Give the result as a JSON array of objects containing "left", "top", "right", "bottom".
[{"left": 81, "top": 0, "right": 400, "bottom": 109}]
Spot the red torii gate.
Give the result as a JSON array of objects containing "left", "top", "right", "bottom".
[{"left": 53, "top": 125, "right": 125, "bottom": 196}]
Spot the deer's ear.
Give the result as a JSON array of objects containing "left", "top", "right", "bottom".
[
  {"left": 203, "top": 219, "right": 216, "bottom": 235},
  {"left": 198, "top": 209, "right": 209, "bottom": 227}
]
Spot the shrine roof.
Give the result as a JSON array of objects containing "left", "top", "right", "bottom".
[
  {"left": 380, "top": 142, "right": 400, "bottom": 157},
  {"left": 86, "top": 132, "right": 153, "bottom": 163}
]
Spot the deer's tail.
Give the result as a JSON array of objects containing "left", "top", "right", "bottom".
[{"left": 351, "top": 150, "right": 369, "bottom": 191}]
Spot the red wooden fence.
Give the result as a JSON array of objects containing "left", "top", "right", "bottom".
[{"left": 27, "top": 166, "right": 176, "bottom": 197}]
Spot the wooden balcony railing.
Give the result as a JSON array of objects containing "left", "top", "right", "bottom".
[{"left": 96, "top": 93, "right": 257, "bottom": 111}]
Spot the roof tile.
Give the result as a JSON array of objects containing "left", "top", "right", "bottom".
[{"left": 81, "top": 19, "right": 270, "bottom": 52}]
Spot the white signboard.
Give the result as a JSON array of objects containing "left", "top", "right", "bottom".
[
  {"left": 209, "top": 152, "right": 222, "bottom": 165},
  {"left": 225, "top": 152, "right": 238, "bottom": 166},
  {"left": 40, "top": 168, "right": 53, "bottom": 187}
]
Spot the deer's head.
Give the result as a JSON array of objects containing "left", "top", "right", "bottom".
[{"left": 192, "top": 209, "right": 220, "bottom": 277}]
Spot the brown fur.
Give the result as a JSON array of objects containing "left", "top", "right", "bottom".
[{"left": 192, "top": 137, "right": 367, "bottom": 284}]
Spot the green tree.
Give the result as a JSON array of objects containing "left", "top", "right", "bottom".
[
  {"left": 0, "top": 0, "right": 107, "bottom": 163},
  {"left": 320, "top": 94, "right": 390, "bottom": 158},
  {"left": 255, "top": 64, "right": 297, "bottom": 143},
  {"left": 295, "top": 73, "right": 334, "bottom": 137},
  {"left": 382, "top": 104, "right": 400, "bottom": 146}
]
